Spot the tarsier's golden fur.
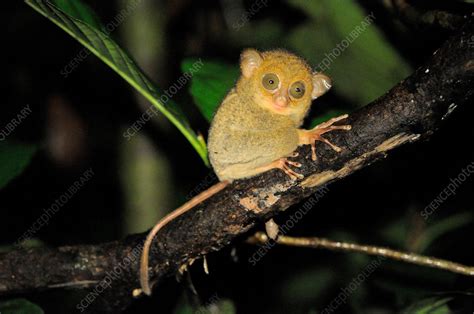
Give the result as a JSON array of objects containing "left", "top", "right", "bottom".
[
  {"left": 139, "top": 49, "right": 350, "bottom": 296},
  {"left": 208, "top": 49, "right": 346, "bottom": 180}
]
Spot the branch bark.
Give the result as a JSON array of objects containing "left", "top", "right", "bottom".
[
  {"left": 1, "top": 17, "right": 473, "bottom": 313},
  {"left": 389, "top": 0, "right": 473, "bottom": 30}
]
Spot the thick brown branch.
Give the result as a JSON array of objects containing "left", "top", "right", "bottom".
[
  {"left": 0, "top": 18, "right": 473, "bottom": 313},
  {"left": 389, "top": 0, "right": 473, "bottom": 30}
]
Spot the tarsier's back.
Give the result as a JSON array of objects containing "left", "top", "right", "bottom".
[{"left": 208, "top": 89, "right": 299, "bottom": 181}]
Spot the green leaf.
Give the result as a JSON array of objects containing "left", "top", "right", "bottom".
[
  {"left": 378, "top": 214, "right": 410, "bottom": 249},
  {"left": 182, "top": 59, "right": 239, "bottom": 122},
  {"left": 200, "top": 299, "right": 236, "bottom": 314},
  {"left": 286, "top": 0, "right": 412, "bottom": 106},
  {"left": 415, "top": 212, "right": 473, "bottom": 253},
  {"left": 25, "top": 0, "right": 208, "bottom": 165},
  {"left": 50, "top": 0, "right": 102, "bottom": 30},
  {"left": 0, "top": 299, "right": 44, "bottom": 314},
  {"left": 309, "top": 109, "right": 348, "bottom": 128},
  {"left": 0, "top": 142, "right": 36, "bottom": 189},
  {"left": 401, "top": 296, "right": 452, "bottom": 314},
  {"left": 280, "top": 267, "right": 334, "bottom": 304},
  {"left": 228, "top": 19, "right": 286, "bottom": 48},
  {"left": 174, "top": 297, "right": 236, "bottom": 314}
]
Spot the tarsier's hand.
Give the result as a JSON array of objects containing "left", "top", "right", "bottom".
[{"left": 298, "top": 114, "right": 351, "bottom": 161}]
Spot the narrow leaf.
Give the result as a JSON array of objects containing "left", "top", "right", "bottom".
[
  {"left": 416, "top": 212, "right": 473, "bottom": 253},
  {"left": 0, "top": 298, "right": 44, "bottom": 314},
  {"left": 25, "top": 0, "right": 208, "bottom": 164},
  {"left": 0, "top": 142, "right": 36, "bottom": 189},
  {"left": 402, "top": 296, "right": 452, "bottom": 314},
  {"left": 50, "top": 0, "right": 102, "bottom": 30}
]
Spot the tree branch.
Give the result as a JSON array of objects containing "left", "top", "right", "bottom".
[
  {"left": 247, "top": 232, "right": 474, "bottom": 276},
  {"left": 1, "top": 18, "right": 473, "bottom": 313},
  {"left": 389, "top": 0, "right": 473, "bottom": 30}
]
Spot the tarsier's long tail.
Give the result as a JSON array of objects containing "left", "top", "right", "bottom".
[{"left": 139, "top": 180, "right": 229, "bottom": 295}]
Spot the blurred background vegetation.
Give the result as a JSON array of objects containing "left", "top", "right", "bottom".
[{"left": 2, "top": 0, "right": 474, "bottom": 313}]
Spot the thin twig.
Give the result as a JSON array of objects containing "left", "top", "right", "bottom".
[
  {"left": 47, "top": 280, "right": 99, "bottom": 289},
  {"left": 247, "top": 232, "right": 474, "bottom": 276}
]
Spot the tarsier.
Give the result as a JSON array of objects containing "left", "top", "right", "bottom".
[{"left": 139, "top": 49, "right": 351, "bottom": 295}]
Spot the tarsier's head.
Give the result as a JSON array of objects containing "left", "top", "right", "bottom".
[{"left": 238, "top": 49, "right": 331, "bottom": 122}]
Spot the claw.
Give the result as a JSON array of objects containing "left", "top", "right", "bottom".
[
  {"left": 278, "top": 158, "right": 304, "bottom": 180},
  {"left": 253, "top": 156, "right": 304, "bottom": 181},
  {"left": 286, "top": 160, "right": 302, "bottom": 168},
  {"left": 289, "top": 151, "right": 299, "bottom": 158},
  {"left": 318, "top": 137, "right": 342, "bottom": 152}
]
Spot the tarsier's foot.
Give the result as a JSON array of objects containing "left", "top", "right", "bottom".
[
  {"left": 255, "top": 157, "right": 303, "bottom": 180},
  {"left": 274, "top": 158, "right": 303, "bottom": 180},
  {"left": 299, "top": 114, "right": 351, "bottom": 161}
]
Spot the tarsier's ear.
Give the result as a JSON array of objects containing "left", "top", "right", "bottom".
[
  {"left": 312, "top": 72, "right": 332, "bottom": 99},
  {"left": 240, "top": 49, "right": 263, "bottom": 78}
]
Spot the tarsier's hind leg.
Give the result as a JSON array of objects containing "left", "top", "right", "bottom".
[
  {"left": 218, "top": 153, "right": 303, "bottom": 181},
  {"left": 252, "top": 157, "right": 303, "bottom": 180}
]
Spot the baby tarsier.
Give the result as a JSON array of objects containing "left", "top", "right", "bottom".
[{"left": 139, "top": 49, "right": 351, "bottom": 295}]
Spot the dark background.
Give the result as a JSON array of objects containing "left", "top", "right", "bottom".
[{"left": 2, "top": 0, "right": 474, "bottom": 313}]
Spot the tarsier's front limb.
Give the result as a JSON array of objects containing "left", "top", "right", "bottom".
[
  {"left": 260, "top": 115, "right": 351, "bottom": 240},
  {"left": 254, "top": 114, "right": 352, "bottom": 181},
  {"left": 298, "top": 114, "right": 352, "bottom": 161}
]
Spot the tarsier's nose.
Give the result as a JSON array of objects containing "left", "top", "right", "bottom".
[{"left": 274, "top": 94, "right": 288, "bottom": 108}]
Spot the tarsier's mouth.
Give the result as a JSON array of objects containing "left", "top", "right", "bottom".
[{"left": 272, "top": 103, "right": 287, "bottom": 111}]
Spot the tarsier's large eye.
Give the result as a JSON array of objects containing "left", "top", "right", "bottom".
[
  {"left": 289, "top": 81, "right": 306, "bottom": 99},
  {"left": 262, "top": 73, "right": 279, "bottom": 90}
]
